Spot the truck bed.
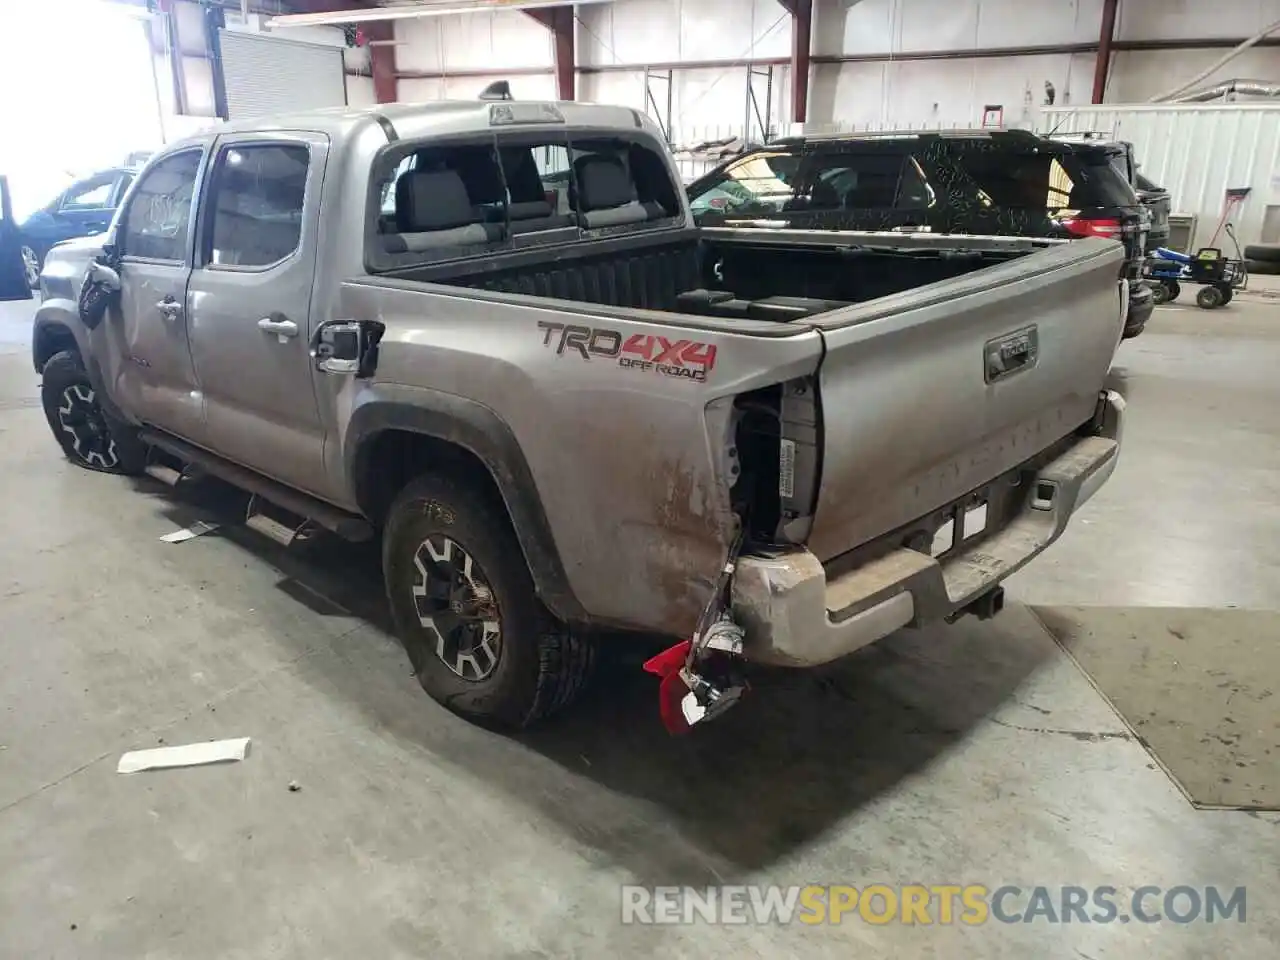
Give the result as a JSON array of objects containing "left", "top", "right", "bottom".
[{"left": 389, "top": 227, "right": 1051, "bottom": 325}]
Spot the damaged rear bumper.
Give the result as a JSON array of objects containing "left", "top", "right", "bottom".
[{"left": 730, "top": 390, "right": 1124, "bottom": 667}]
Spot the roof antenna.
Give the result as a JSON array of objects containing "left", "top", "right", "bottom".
[{"left": 479, "top": 80, "right": 513, "bottom": 101}]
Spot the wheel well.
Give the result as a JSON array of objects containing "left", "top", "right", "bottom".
[
  {"left": 355, "top": 429, "right": 506, "bottom": 527},
  {"left": 34, "top": 324, "right": 78, "bottom": 372}
]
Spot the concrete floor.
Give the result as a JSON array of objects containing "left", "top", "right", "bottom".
[{"left": 1, "top": 290, "right": 1278, "bottom": 958}]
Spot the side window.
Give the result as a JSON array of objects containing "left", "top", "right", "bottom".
[
  {"left": 896, "top": 156, "right": 935, "bottom": 210},
  {"left": 800, "top": 152, "right": 911, "bottom": 211},
  {"left": 206, "top": 143, "right": 309, "bottom": 268},
  {"left": 61, "top": 178, "right": 114, "bottom": 211},
  {"left": 689, "top": 152, "right": 799, "bottom": 218},
  {"left": 950, "top": 144, "right": 1066, "bottom": 210},
  {"left": 120, "top": 151, "right": 203, "bottom": 262}
]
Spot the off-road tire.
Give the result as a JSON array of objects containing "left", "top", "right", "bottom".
[
  {"left": 383, "top": 473, "right": 595, "bottom": 728},
  {"left": 40, "top": 350, "right": 146, "bottom": 474},
  {"left": 1246, "top": 258, "right": 1280, "bottom": 275},
  {"left": 1242, "top": 243, "right": 1280, "bottom": 264}
]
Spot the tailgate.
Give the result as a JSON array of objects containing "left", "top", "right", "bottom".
[{"left": 806, "top": 236, "right": 1125, "bottom": 562}]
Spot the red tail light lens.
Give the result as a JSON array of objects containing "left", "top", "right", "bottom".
[{"left": 1061, "top": 217, "right": 1124, "bottom": 239}]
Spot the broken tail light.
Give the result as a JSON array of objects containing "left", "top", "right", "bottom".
[{"left": 1060, "top": 217, "right": 1124, "bottom": 239}]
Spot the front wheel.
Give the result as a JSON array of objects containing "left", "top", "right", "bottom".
[
  {"left": 40, "top": 351, "right": 146, "bottom": 473},
  {"left": 1196, "top": 285, "right": 1226, "bottom": 309},
  {"left": 1218, "top": 284, "right": 1233, "bottom": 305},
  {"left": 21, "top": 245, "right": 40, "bottom": 290},
  {"left": 382, "top": 473, "right": 595, "bottom": 728}
]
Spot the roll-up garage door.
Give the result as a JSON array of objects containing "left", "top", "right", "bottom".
[{"left": 220, "top": 31, "right": 346, "bottom": 120}]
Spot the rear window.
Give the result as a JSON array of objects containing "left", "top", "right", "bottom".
[
  {"left": 954, "top": 144, "right": 1137, "bottom": 211},
  {"left": 368, "top": 130, "right": 682, "bottom": 270}
]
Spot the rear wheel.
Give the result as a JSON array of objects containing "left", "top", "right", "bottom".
[
  {"left": 383, "top": 473, "right": 595, "bottom": 728},
  {"left": 1219, "top": 284, "right": 1234, "bottom": 305},
  {"left": 1196, "top": 285, "right": 1225, "bottom": 309},
  {"left": 40, "top": 351, "right": 146, "bottom": 474}
]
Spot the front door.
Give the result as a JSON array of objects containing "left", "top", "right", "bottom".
[
  {"left": 185, "top": 133, "right": 330, "bottom": 498},
  {"left": 109, "top": 147, "right": 208, "bottom": 440}
]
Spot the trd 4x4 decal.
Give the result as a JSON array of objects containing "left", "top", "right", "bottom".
[{"left": 537, "top": 321, "right": 717, "bottom": 383}]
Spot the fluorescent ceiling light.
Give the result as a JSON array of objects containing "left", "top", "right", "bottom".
[{"left": 268, "top": 0, "right": 613, "bottom": 29}]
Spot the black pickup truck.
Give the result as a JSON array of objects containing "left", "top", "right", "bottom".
[{"left": 687, "top": 129, "right": 1154, "bottom": 338}]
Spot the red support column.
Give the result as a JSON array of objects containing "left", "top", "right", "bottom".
[
  {"left": 524, "top": 6, "right": 576, "bottom": 100},
  {"left": 776, "top": 0, "right": 812, "bottom": 124},
  {"left": 1092, "top": 0, "right": 1119, "bottom": 104},
  {"left": 366, "top": 21, "right": 398, "bottom": 103}
]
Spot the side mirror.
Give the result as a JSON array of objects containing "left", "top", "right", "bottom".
[{"left": 87, "top": 260, "right": 121, "bottom": 291}]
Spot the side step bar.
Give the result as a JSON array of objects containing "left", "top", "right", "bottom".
[
  {"left": 139, "top": 429, "right": 373, "bottom": 543},
  {"left": 144, "top": 463, "right": 184, "bottom": 486},
  {"left": 245, "top": 494, "right": 316, "bottom": 548}
]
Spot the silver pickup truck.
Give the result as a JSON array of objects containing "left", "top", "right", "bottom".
[{"left": 33, "top": 101, "right": 1125, "bottom": 730}]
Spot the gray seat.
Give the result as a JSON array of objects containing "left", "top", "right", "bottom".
[
  {"left": 507, "top": 199, "right": 575, "bottom": 234},
  {"left": 385, "top": 169, "right": 500, "bottom": 252},
  {"left": 576, "top": 157, "right": 648, "bottom": 228}
]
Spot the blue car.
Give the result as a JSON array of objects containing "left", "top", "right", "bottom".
[{"left": 19, "top": 166, "right": 138, "bottom": 289}]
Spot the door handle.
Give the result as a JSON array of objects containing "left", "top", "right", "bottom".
[
  {"left": 156, "top": 298, "right": 182, "bottom": 321},
  {"left": 257, "top": 316, "right": 298, "bottom": 340}
]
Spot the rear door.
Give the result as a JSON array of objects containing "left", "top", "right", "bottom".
[
  {"left": 185, "top": 133, "right": 330, "bottom": 498},
  {"left": 0, "top": 176, "right": 30, "bottom": 301},
  {"left": 805, "top": 237, "right": 1126, "bottom": 562}
]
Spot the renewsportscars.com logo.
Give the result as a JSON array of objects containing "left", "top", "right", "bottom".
[{"left": 621, "top": 884, "right": 1247, "bottom": 926}]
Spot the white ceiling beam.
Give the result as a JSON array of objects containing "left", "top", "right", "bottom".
[{"left": 267, "top": 0, "right": 612, "bottom": 29}]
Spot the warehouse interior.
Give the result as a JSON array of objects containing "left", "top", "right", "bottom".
[{"left": 1, "top": 0, "right": 1279, "bottom": 956}]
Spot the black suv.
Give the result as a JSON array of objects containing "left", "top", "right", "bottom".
[{"left": 687, "top": 130, "right": 1153, "bottom": 338}]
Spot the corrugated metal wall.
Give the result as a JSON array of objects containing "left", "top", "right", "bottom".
[
  {"left": 1039, "top": 104, "right": 1280, "bottom": 248},
  {"left": 220, "top": 32, "right": 347, "bottom": 120},
  {"left": 393, "top": 0, "right": 1280, "bottom": 135}
]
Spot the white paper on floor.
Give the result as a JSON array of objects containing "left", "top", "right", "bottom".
[
  {"left": 117, "top": 737, "right": 251, "bottom": 774},
  {"left": 159, "top": 521, "right": 220, "bottom": 543}
]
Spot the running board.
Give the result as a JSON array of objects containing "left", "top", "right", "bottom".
[
  {"left": 144, "top": 463, "right": 183, "bottom": 487},
  {"left": 138, "top": 429, "right": 373, "bottom": 543},
  {"left": 245, "top": 495, "right": 316, "bottom": 548}
]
